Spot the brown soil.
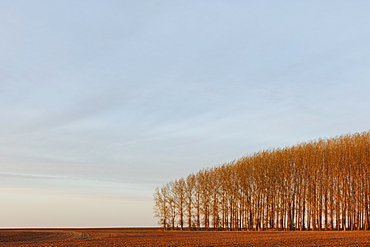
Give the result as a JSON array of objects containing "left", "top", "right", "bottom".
[{"left": 0, "top": 229, "right": 370, "bottom": 246}]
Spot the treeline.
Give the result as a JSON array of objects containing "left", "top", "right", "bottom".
[{"left": 153, "top": 131, "right": 370, "bottom": 231}]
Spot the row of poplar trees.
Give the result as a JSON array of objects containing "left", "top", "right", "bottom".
[{"left": 154, "top": 131, "right": 370, "bottom": 231}]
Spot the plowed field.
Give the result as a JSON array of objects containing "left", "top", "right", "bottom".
[{"left": 1, "top": 228, "right": 370, "bottom": 246}]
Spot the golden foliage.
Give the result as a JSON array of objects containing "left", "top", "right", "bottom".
[{"left": 154, "top": 131, "right": 370, "bottom": 230}]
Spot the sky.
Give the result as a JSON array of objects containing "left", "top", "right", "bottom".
[{"left": 1, "top": 1, "right": 370, "bottom": 228}]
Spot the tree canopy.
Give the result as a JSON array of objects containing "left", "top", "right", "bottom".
[{"left": 154, "top": 131, "right": 370, "bottom": 231}]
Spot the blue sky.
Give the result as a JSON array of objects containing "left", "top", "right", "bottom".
[{"left": 1, "top": 1, "right": 369, "bottom": 227}]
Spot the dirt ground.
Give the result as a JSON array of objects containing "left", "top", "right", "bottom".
[{"left": 0, "top": 228, "right": 370, "bottom": 246}]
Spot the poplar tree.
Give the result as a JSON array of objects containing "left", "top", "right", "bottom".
[{"left": 154, "top": 131, "right": 370, "bottom": 231}]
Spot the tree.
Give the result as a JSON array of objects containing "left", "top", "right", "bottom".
[
  {"left": 154, "top": 131, "right": 370, "bottom": 231},
  {"left": 153, "top": 186, "right": 170, "bottom": 230}
]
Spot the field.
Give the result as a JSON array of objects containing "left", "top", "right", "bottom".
[{"left": 1, "top": 228, "right": 370, "bottom": 246}]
